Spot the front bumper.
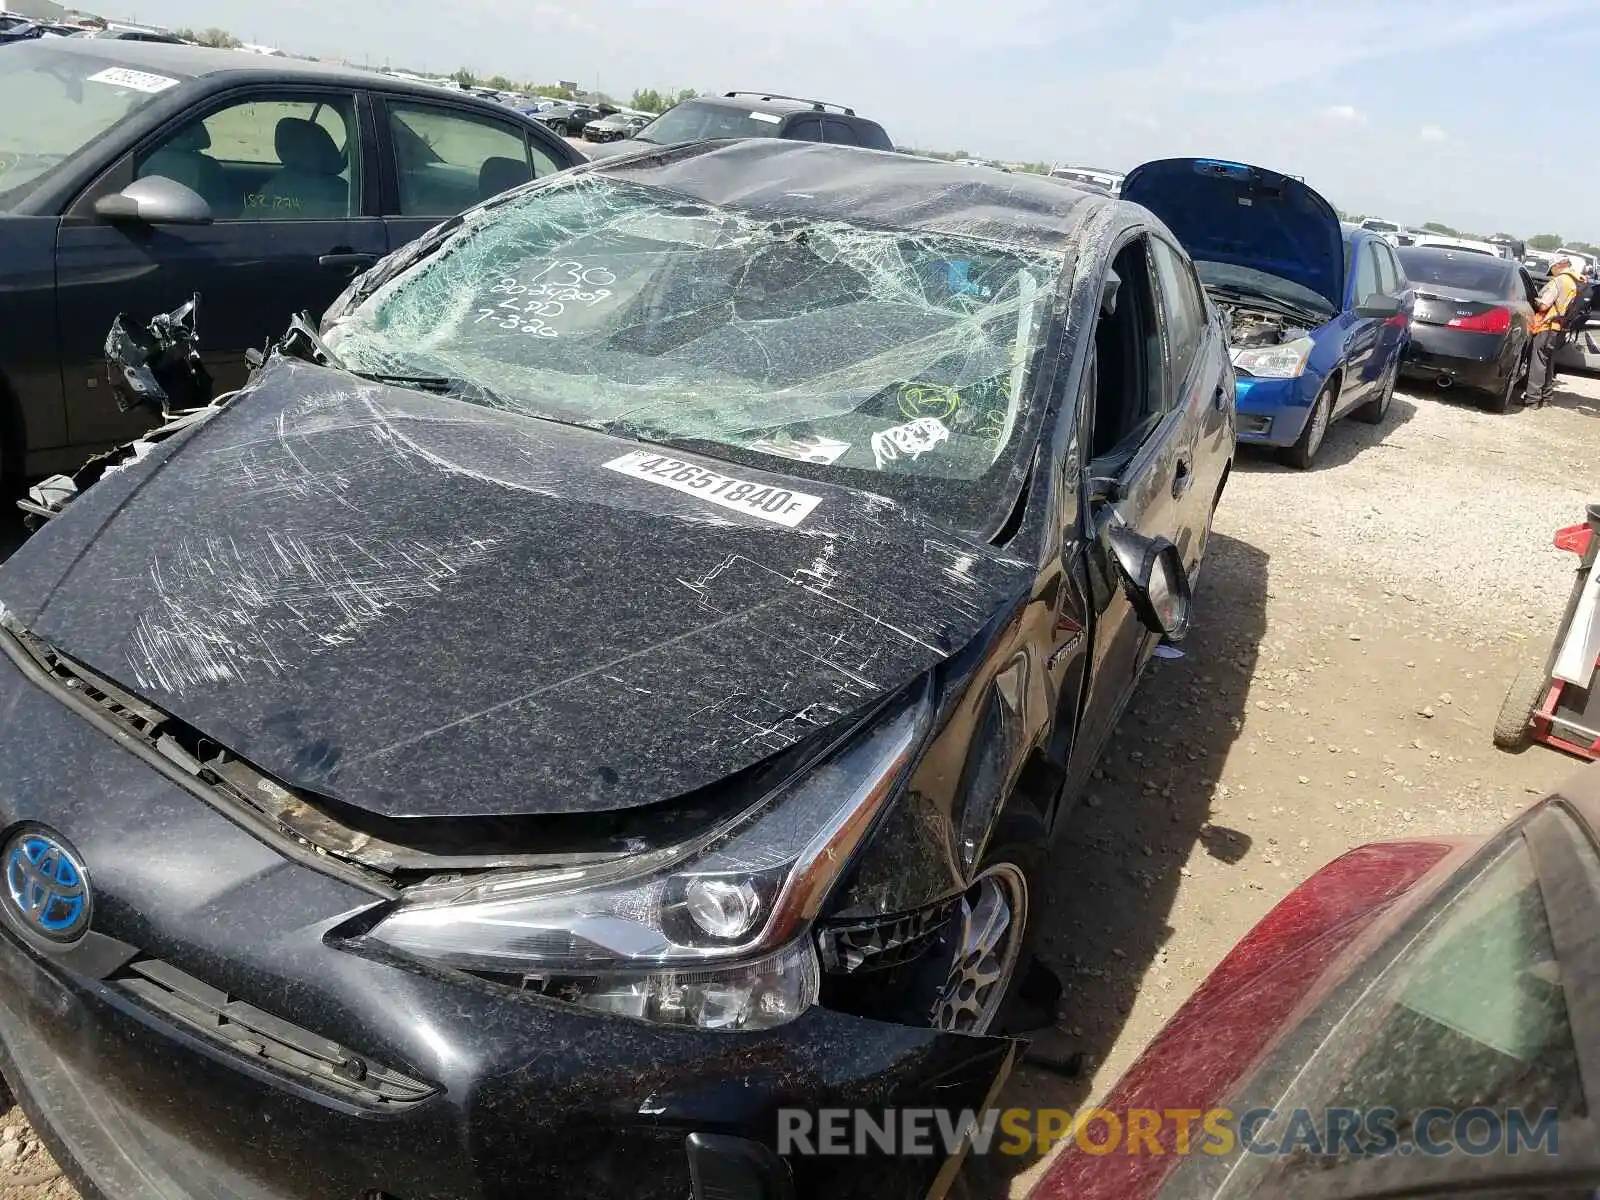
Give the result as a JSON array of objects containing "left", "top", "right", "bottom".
[
  {"left": 1231, "top": 372, "right": 1320, "bottom": 448},
  {"left": 1401, "top": 325, "right": 1510, "bottom": 392},
  {"left": 0, "top": 648, "right": 1012, "bottom": 1200}
]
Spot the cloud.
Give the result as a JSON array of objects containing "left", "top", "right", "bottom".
[
  {"left": 1318, "top": 105, "right": 1365, "bottom": 124},
  {"left": 1419, "top": 124, "right": 1450, "bottom": 143}
]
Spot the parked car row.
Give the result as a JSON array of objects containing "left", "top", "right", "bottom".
[
  {"left": 1047, "top": 164, "right": 1125, "bottom": 195},
  {"left": 1, "top": 11, "right": 187, "bottom": 44}
]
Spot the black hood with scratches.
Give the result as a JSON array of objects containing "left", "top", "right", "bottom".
[{"left": 0, "top": 360, "right": 1034, "bottom": 821}]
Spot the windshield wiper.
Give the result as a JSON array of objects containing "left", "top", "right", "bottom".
[
  {"left": 348, "top": 370, "right": 513, "bottom": 411},
  {"left": 351, "top": 372, "right": 454, "bottom": 393}
]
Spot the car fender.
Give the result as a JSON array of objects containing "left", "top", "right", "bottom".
[{"left": 826, "top": 588, "right": 1056, "bottom": 921}]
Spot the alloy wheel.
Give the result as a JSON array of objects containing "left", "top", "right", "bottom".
[{"left": 929, "top": 863, "right": 1029, "bottom": 1035}]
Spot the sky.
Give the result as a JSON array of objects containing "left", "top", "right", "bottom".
[{"left": 120, "top": 0, "right": 1599, "bottom": 242}]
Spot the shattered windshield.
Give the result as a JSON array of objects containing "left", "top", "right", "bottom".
[{"left": 326, "top": 174, "right": 1060, "bottom": 531}]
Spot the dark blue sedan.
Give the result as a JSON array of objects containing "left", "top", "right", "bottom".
[{"left": 1124, "top": 158, "right": 1413, "bottom": 468}]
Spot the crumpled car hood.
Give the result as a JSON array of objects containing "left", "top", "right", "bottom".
[{"left": 0, "top": 360, "right": 1033, "bottom": 821}]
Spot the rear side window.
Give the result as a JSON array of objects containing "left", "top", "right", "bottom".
[
  {"left": 784, "top": 116, "right": 823, "bottom": 142},
  {"left": 854, "top": 120, "right": 894, "bottom": 151},
  {"left": 821, "top": 119, "right": 859, "bottom": 146},
  {"left": 386, "top": 101, "right": 561, "bottom": 217}
]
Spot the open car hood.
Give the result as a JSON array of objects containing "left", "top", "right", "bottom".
[
  {"left": 1122, "top": 158, "right": 1346, "bottom": 313},
  {"left": 0, "top": 359, "right": 1032, "bottom": 822}
]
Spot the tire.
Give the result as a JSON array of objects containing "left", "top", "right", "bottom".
[
  {"left": 1493, "top": 659, "right": 1547, "bottom": 751},
  {"left": 1353, "top": 360, "right": 1397, "bottom": 424},
  {"left": 925, "top": 811, "right": 1045, "bottom": 1037},
  {"left": 1280, "top": 378, "right": 1336, "bottom": 470},
  {"left": 1481, "top": 348, "right": 1527, "bottom": 414}
]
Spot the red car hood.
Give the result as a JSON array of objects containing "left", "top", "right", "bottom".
[{"left": 1031, "top": 836, "right": 1476, "bottom": 1200}]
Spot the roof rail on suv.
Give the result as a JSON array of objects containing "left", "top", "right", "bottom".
[{"left": 721, "top": 91, "right": 856, "bottom": 117}]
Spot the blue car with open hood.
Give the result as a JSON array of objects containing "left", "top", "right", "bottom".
[{"left": 1122, "top": 158, "right": 1412, "bottom": 469}]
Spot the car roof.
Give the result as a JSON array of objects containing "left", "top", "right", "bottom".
[
  {"left": 34, "top": 35, "right": 457, "bottom": 95},
  {"left": 590, "top": 139, "right": 1104, "bottom": 251}
]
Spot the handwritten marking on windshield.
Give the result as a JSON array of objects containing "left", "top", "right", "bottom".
[
  {"left": 475, "top": 309, "right": 558, "bottom": 337},
  {"left": 871, "top": 417, "right": 950, "bottom": 470},
  {"left": 478, "top": 271, "right": 616, "bottom": 337},
  {"left": 603, "top": 451, "right": 822, "bottom": 528}
]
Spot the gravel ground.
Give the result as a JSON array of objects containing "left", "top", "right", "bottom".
[{"left": 0, "top": 373, "right": 1596, "bottom": 1198}]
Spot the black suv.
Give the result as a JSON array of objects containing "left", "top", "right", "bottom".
[{"left": 582, "top": 90, "right": 892, "bottom": 159}]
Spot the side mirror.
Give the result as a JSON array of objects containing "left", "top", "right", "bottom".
[
  {"left": 94, "top": 176, "right": 213, "bottom": 226},
  {"left": 1105, "top": 525, "right": 1194, "bottom": 641},
  {"left": 1355, "top": 293, "right": 1402, "bottom": 320}
]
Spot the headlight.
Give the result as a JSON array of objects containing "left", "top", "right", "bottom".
[
  {"left": 367, "top": 694, "right": 931, "bottom": 1030},
  {"left": 1231, "top": 335, "right": 1314, "bottom": 378}
]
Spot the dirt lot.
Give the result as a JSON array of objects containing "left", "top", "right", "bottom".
[{"left": 0, "top": 371, "right": 1596, "bottom": 1197}]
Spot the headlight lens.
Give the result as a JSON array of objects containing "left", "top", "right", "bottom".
[
  {"left": 543, "top": 938, "right": 820, "bottom": 1031},
  {"left": 367, "top": 694, "right": 931, "bottom": 1030},
  {"left": 1231, "top": 335, "right": 1315, "bottom": 378}
]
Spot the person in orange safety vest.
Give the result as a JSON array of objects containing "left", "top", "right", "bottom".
[{"left": 1527, "top": 258, "right": 1584, "bottom": 408}]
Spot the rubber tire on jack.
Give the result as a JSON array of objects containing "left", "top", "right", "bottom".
[
  {"left": 1353, "top": 361, "right": 1397, "bottom": 425},
  {"left": 1493, "top": 659, "right": 1548, "bottom": 751},
  {"left": 1280, "top": 378, "right": 1336, "bottom": 470}
]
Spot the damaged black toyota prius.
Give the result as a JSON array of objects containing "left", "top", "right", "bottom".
[{"left": 0, "top": 139, "right": 1233, "bottom": 1199}]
